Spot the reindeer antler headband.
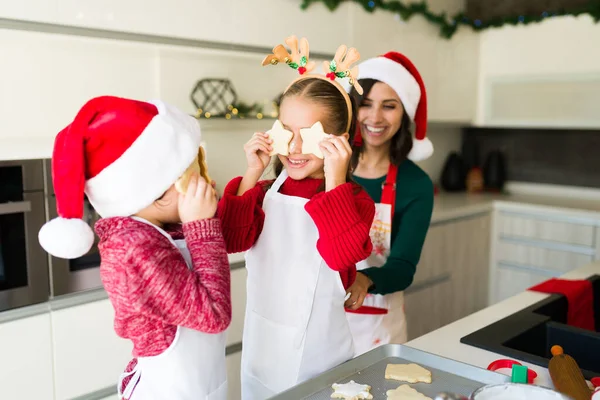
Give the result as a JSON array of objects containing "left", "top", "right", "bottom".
[{"left": 262, "top": 35, "right": 363, "bottom": 132}]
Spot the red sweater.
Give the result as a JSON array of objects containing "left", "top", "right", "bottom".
[
  {"left": 96, "top": 217, "right": 231, "bottom": 358},
  {"left": 217, "top": 176, "right": 375, "bottom": 289}
]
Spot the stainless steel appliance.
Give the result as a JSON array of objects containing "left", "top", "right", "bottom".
[
  {"left": 44, "top": 159, "right": 103, "bottom": 296},
  {"left": 0, "top": 159, "right": 49, "bottom": 311}
]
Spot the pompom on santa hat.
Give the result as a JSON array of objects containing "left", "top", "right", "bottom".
[
  {"left": 38, "top": 96, "right": 202, "bottom": 259},
  {"left": 352, "top": 51, "right": 433, "bottom": 161}
]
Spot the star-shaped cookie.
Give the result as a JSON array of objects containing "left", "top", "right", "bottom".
[
  {"left": 331, "top": 380, "right": 373, "bottom": 400},
  {"left": 266, "top": 120, "right": 293, "bottom": 156},
  {"left": 387, "top": 385, "right": 431, "bottom": 400},
  {"left": 300, "top": 121, "right": 329, "bottom": 159}
]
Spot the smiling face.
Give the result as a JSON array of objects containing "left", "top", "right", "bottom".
[
  {"left": 357, "top": 82, "right": 404, "bottom": 149},
  {"left": 277, "top": 95, "right": 327, "bottom": 180}
]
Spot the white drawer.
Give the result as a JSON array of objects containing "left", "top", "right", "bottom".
[
  {"left": 496, "top": 241, "right": 593, "bottom": 274},
  {"left": 493, "top": 264, "right": 556, "bottom": 303},
  {"left": 226, "top": 267, "right": 247, "bottom": 346},
  {"left": 226, "top": 350, "right": 242, "bottom": 400},
  {"left": 498, "top": 213, "right": 595, "bottom": 247}
]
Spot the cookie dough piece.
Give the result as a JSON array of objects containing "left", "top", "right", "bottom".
[
  {"left": 266, "top": 120, "right": 293, "bottom": 156},
  {"left": 175, "top": 146, "right": 211, "bottom": 194},
  {"left": 300, "top": 121, "right": 329, "bottom": 159},
  {"left": 387, "top": 384, "right": 432, "bottom": 400},
  {"left": 331, "top": 380, "right": 373, "bottom": 400},
  {"left": 385, "top": 363, "right": 432, "bottom": 384}
]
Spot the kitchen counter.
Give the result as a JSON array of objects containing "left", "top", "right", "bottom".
[
  {"left": 405, "top": 260, "right": 600, "bottom": 389},
  {"left": 432, "top": 189, "right": 600, "bottom": 224}
]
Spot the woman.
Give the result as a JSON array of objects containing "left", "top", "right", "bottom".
[{"left": 344, "top": 51, "right": 435, "bottom": 356}]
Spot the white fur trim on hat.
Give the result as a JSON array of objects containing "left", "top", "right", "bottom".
[
  {"left": 408, "top": 137, "right": 434, "bottom": 162},
  {"left": 39, "top": 217, "right": 94, "bottom": 259},
  {"left": 356, "top": 57, "right": 421, "bottom": 121},
  {"left": 85, "top": 100, "right": 202, "bottom": 217}
]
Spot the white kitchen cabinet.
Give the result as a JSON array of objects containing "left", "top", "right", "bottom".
[
  {"left": 51, "top": 299, "right": 133, "bottom": 400},
  {"left": 0, "top": 29, "right": 158, "bottom": 140},
  {"left": 0, "top": 0, "right": 57, "bottom": 23},
  {"left": 227, "top": 267, "right": 247, "bottom": 346},
  {"left": 226, "top": 350, "right": 242, "bottom": 400},
  {"left": 55, "top": 0, "right": 236, "bottom": 44},
  {"left": 0, "top": 313, "right": 54, "bottom": 400},
  {"left": 475, "top": 15, "right": 600, "bottom": 128},
  {"left": 493, "top": 264, "right": 556, "bottom": 303},
  {"left": 405, "top": 213, "right": 491, "bottom": 340},
  {"left": 489, "top": 209, "right": 600, "bottom": 304}
]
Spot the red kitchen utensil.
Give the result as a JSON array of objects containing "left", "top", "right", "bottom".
[{"left": 487, "top": 359, "right": 538, "bottom": 384}]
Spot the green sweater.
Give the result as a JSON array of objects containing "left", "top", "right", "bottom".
[{"left": 353, "top": 160, "right": 434, "bottom": 295}]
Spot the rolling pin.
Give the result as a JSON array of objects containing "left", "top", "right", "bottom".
[{"left": 548, "top": 345, "right": 592, "bottom": 400}]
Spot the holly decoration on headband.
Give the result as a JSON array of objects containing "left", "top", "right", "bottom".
[
  {"left": 262, "top": 35, "right": 316, "bottom": 75},
  {"left": 323, "top": 45, "right": 364, "bottom": 95}
]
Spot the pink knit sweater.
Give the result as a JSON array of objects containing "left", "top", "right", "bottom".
[{"left": 95, "top": 217, "right": 231, "bottom": 384}]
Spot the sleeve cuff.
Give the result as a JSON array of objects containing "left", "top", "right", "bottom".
[
  {"left": 183, "top": 218, "right": 223, "bottom": 241},
  {"left": 304, "top": 183, "right": 359, "bottom": 237}
]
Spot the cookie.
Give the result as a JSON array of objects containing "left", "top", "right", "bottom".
[
  {"left": 331, "top": 381, "right": 373, "bottom": 400},
  {"left": 175, "top": 146, "right": 211, "bottom": 194},
  {"left": 387, "top": 384, "right": 432, "bottom": 400},
  {"left": 300, "top": 121, "right": 329, "bottom": 159},
  {"left": 385, "top": 363, "right": 432, "bottom": 384},
  {"left": 266, "top": 120, "right": 293, "bottom": 156}
]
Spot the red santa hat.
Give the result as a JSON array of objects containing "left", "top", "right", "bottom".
[
  {"left": 353, "top": 51, "right": 433, "bottom": 161},
  {"left": 38, "top": 96, "right": 202, "bottom": 259}
]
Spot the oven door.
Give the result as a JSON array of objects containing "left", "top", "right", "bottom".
[
  {"left": 48, "top": 194, "right": 102, "bottom": 297},
  {"left": 0, "top": 194, "right": 50, "bottom": 311}
]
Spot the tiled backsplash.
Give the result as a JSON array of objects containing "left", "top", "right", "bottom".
[{"left": 462, "top": 127, "right": 600, "bottom": 188}]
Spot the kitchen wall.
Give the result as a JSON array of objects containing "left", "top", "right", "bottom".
[{"left": 0, "top": 0, "right": 468, "bottom": 184}]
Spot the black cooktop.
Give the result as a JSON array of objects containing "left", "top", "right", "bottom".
[{"left": 460, "top": 274, "right": 600, "bottom": 380}]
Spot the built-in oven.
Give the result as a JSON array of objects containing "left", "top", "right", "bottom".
[
  {"left": 0, "top": 159, "right": 49, "bottom": 312},
  {"left": 44, "top": 159, "right": 103, "bottom": 297}
]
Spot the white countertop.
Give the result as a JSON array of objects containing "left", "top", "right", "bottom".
[{"left": 405, "top": 261, "right": 600, "bottom": 389}]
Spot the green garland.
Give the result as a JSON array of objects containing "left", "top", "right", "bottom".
[{"left": 300, "top": 0, "right": 600, "bottom": 39}]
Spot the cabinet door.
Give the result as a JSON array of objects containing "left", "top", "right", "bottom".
[
  {"left": 227, "top": 267, "right": 247, "bottom": 346},
  {"left": 405, "top": 279, "right": 453, "bottom": 341},
  {"left": 51, "top": 299, "right": 133, "bottom": 400},
  {"left": 449, "top": 215, "right": 492, "bottom": 319},
  {"left": 493, "top": 264, "right": 556, "bottom": 303},
  {"left": 226, "top": 350, "right": 242, "bottom": 400},
  {"left": 0, "top": 313, "right": 54, "bottom": 400}
]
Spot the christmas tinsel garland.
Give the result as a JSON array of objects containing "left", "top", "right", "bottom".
[{"left": 300, "top": 0, "right": 600, "bottom": 39}]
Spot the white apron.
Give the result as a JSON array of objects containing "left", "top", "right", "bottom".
[
  {"left": 346, "top": 164, "right": 407, "bottom": 356},
  {"left": 241, "top": 170, "right": 354, "bottom": 400},
  {"left": 118, "top": 217, "right": 227, "bottom": 400}
]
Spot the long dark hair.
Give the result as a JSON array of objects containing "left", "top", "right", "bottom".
[
  {"left": 272, "top": 77, "right": 358, "bottom": 191},
  {"left": 349, "top": 78, "right": 413, "bottom": 171}
]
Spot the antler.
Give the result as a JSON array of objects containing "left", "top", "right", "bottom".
[
  {"left": 261, "top": 44, "right": 291, "bottom": 66},
  {"left": 323, "top": 45, "right": 363, "bottom": 94},
  {"left": 262, "top": 36, "right": 315, "bottom": 75}
]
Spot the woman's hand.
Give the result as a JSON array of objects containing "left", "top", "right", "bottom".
[
  {"left": 320, "top": 135, "right": 352, "bottom": 191},
  {"left": 344, "top": 272, "right": 373, "bottom": 310},
  {"left": 244, "top": 132, "right": 272, "bottom": 173}
]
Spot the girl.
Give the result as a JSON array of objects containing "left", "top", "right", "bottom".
[
  {"left": 217, "top": 38, "right": 375, "bottom": 399},
  {"left": 344, "top": 52, "right": 435, "bottom": 355},
  {"left": 38, "top": 96, "right": 231, "bottom": 400}
]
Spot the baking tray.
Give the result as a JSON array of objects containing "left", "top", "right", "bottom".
[{"left": 270, "top": 344, "right": 510, "bottom": 399}]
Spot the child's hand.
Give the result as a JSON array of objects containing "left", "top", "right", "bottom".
[
  {"left": 320, "top": 135, "right": 352, "bottom": 191},
  {"left": 244, "top": 132, "right": 272, "bottom": 173},
  {"left": 178, "top": 174, "right": 217, "bottom": 223}
]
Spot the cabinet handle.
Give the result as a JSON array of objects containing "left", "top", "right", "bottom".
[{"left": 0, "top": 201, "right": 31, "bottom": 215}]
